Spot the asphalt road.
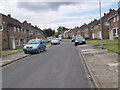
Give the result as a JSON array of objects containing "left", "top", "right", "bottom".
[{"left": 2, "top": 40, "right": 92, "bottom": 88}]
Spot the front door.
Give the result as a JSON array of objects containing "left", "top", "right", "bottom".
[{"left": 12, "top": 38, "right": 16, "bottom": 49}]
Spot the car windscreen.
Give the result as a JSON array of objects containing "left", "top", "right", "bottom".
[
  {"left": 76, "top": 36, "right": 84, "bottom": 40},
  {"left": 28, "top": 39, "right": 40, "bottom": 44}
]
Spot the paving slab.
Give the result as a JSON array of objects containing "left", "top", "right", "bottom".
[{"left": 78, "top": 44, "right": 119, "bottom": 88}]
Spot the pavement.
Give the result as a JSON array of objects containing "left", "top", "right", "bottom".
[
  {"left": 0, "top": 44, "right": 52, "bottom": 67},
  {"left": 2, "top": 40, "right": 92, "bottom": 88},
  {"left": 78, "top": 44, "right": 119, "bottom": 88}
]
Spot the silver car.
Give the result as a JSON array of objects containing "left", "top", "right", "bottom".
[{"left": 51, "top": 38, "right": 60, "bottom": 45}]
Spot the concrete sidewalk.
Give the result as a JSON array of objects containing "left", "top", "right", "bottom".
[
  {"left": 0, "top": 45, "right": 52, "bottom": 67},
  {"left": 78, "top": 44, "right": 119, "bottom": 88}
]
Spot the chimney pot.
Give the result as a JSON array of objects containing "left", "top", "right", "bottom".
[{"left": 8, "top": 14, "right": 11, "bottom": 17}]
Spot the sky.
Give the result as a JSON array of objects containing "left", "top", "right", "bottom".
[{"left": 0, "top": 0, "right": 119, "bottom": 30}]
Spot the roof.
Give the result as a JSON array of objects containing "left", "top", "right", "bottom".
[{"left": 1, "top": 14, "right": 22, "bottom": 27}]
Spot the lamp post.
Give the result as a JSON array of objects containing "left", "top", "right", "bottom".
[{"left": 99, "top": 0, "right": 104, "bottom": 49}]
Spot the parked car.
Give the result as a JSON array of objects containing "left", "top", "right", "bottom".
[
  {"left": 58, "top": 37, "right": 62, "bottom": 41},
  {"left": 71, "top": 36, "right": 76, "bottom": 42},
  {"left": 47, "top": 37, "right": 53, "bottom": 42},
  {"left": 44, "top": 39, "right": 49, "bottom": 43},
  {"left": 23, "top": 39, "right": 46, "bottom": 54},
  {"left": 51, "top": 38, "right": 60, "bottom": 45},
  {"left": 74, "top": 36, "right": 86, "bottom": 46}
]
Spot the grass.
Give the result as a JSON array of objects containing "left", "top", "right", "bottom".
[
  {"left": 86, "top": 39, "right": 120, "bottom": 54},
  {"left": 2, "top": 50, "right": 23, "bottom": 57},
  {"left": 3, "top": 47, "right": 23, "bottom": 51}
]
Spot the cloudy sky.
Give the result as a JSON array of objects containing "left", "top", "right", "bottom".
[{"left": 0, "top": 0, "right": 119, "bottom": 30}]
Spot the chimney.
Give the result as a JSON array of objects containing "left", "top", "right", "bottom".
[
  {"left": 29, "top": 23, "right": 31, "bottom": 25},
  {"left": 94, "top": 19, "right": 97, "bottom": 21},
  {"left": 109, "top": 9, "right": 112, "bottom": 12},
  {"left": 104, "top": 13, "right": 106, "bottom": 16},
  {"left": 23, "top": 20, "right": 27, "bottom": 23},
  {"left": 7, "top": 14, "right": 11, "bottom": 17}
]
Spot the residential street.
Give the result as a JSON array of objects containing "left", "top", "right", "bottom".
[{"left": 2, "top": 40, "right": 92, "bottom": 88}]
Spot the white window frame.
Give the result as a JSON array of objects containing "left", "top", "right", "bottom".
[
  {"left": 24, "top": 29, "right": 26, "bottom": 33},
  {"left": 15, "top": 39, "right": 20, "bottom": 46},
  {"left": 117, "top": 16, "right": 119, "bottom": 21},
  {"left": 17, "top": 27, "right": 20, "bottom": 32},
  {"left": 13, "top": 26, "right": 17, "bottom": 32},
  {"left": 112, "top": 28, "right": 118, "bottom": 37},
  {"left": 29, "top": 30, "right": 33, "bottom": 34}
]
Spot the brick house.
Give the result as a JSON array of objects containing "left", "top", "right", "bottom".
[
  {"left": 108, "top": 11, "right": 119, "bottom": 40},
  {"left": 0, "top": 14, "right": 44, "bottom": 50},
  {"left": 91, "top": 9, "right": 116, "bottom": 39},
  {"left": 87, "top": 19, "right": 98, "bottom": 39},
  {"left": 0, "top": 14, "right": 30, "bottom": 50}
]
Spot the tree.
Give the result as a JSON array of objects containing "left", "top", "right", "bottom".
[
  {"left": 57, "top": 26, "right": 69, "bottom": 32},
  {"left": 43, "top": 28, "right": 55, "bottom": 38}
]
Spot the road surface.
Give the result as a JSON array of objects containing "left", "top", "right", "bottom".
[{"left": 2, "top": 40, "right": 92, "bottom": 88}]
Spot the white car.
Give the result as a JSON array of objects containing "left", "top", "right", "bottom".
[{"left": 51, "top": 38, "right": 60, "bottom": 45}]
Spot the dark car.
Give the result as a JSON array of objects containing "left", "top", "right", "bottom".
[{"left": 74, "top": 36, "right": 86, "bottom": 46}]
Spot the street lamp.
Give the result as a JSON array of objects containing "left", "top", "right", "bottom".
[{"left": 99, "top": 0, "right": 104, "bottom": 49}]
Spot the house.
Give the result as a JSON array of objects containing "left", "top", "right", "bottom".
[
  {"left": 0, "top": 14, "right": 44, "bottom": 50},
  {"left": 22, "top": 21, "right": 44, "bottom": 40},
  {"left": 0, "top": 14, "right": 30, "bottom": 50},
  {"left": 108, "top": 10, "right": 119, "bottom": 40},
  {"left": 91, "top": 9, "right": 116, "bottom": 39},
  {"left": 87, "top": 19, "right": 98, "bottom": 39}
]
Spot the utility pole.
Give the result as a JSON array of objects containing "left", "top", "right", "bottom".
[{"left": 99, "top": 0, "right": 104, "bottom": 49}]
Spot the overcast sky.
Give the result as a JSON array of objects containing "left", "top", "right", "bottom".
[{"left": 0, "top": 0, "right": 119, "bottom": 30}]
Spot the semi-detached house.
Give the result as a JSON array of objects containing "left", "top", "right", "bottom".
[
  {"left": 0, "top": 14, "right": 44, "bottom": 50},
  {"left": 108, "top": 10, "right": 119, "bottom": 40}
]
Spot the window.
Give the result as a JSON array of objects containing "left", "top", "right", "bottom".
[
  {"left": 15, "top": 39, "right": 20, "bottom": 46},
  {"left": 112, "top": 28, "right": 118, "bottom": 37},
  {"left": 0, "top": 25, "right": 3, "bottom": 31},
  {"left": 17, "top": 27, "right": 20, "bottom": 32},
  {"left": 24, "top": 29, "right": 26, "bottom": 33},
  {"left": 105, "top": 21, "right": 109, "bottom": 26},
  {"left": 117, "top": 16, "right": 119, "bottom": 21},
  {"left": 13, "top": 26, "right": 16, "bottom": 32},
  {"left": 29, "top": 30, "right": 33, "bottom": 34}
]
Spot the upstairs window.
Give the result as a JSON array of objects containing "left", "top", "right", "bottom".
[
  {"left": 13, "top": 26, "right": 17, "bottom": 32},
  {"left": 17, "top": 27, "right": 20, "bottom": 32},
  {"left": 29, "top": 30, "right": 33, "bottom": 34}
]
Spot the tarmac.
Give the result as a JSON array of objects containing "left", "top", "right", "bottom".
[
  {"left": 78, "top": 44, "right": 119, "bottom": 88},
  {"left": 0, "top": 44, "right": 52, "bottom": 67}
]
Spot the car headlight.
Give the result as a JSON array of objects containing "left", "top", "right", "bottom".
[
  {"left": 75, "top": 40, "right": 78, "bottom": 42},
  {"left": 23, "top": 46, "right": 26, "bottom": 49},
  {"left": 83, "top": 39, "right": 85, "bottom": 41}
]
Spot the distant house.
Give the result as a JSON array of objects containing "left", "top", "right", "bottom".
[{"left": 108, "top": 11, "right": 119, "bottom": 40}]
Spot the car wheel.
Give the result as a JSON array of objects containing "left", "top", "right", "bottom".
[
  {"left": 75, "top": 44, "right": 77, "bottom": 46},
  {"left": 38, "top": 49, "right": 41, "bottom": 53},
  {"left": 44, "top": 48, "right": 46, "bottom": 51}
]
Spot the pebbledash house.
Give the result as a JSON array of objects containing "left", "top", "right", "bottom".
[{"left": 0, "top": 14, "right": 44, "bottom": 50}]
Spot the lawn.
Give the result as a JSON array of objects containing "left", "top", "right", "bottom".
[
  {"left": 2, "top": 50, "right": 23, "bottom": 57},
  {"left": 86, "top": 39, "right": 120, "bottom": 54}
]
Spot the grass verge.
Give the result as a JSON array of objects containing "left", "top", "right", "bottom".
[
  {"left": 86, "top": 39, "right": 120, "bottom": 54},
  {"left": 2, "top": 50, "right": 23, "bottom": 57}
]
